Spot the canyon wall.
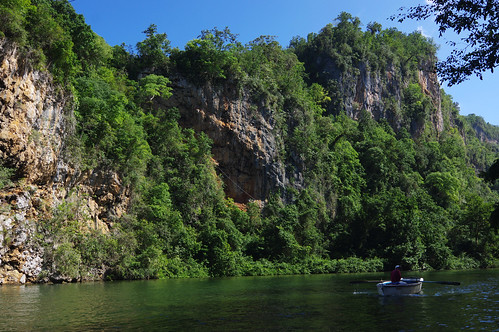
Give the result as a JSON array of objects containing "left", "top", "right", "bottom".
[
  {"left": 160, "top": 56, "right": 444, "bottom": 204},
  {"left": 0, "top": 40, "right": 129, "bottom": 284},
  {"left": 161, "top": 77, "right": 291, "bottom": 203}
]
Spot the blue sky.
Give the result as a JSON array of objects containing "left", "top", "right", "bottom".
[{"left": 71, "top": 0, "right": 498, "bottom": 125}]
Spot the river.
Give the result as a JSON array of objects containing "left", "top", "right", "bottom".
[{"left": 0, "top": 269, "right": 497, "bottom": 331}]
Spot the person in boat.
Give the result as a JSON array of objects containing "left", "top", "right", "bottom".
[{"left": 391, "top": 265, "right": 402, "bottom": 283}]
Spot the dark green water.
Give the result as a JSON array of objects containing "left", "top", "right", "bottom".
[{"left": 0, "top": 269, "right": 497, "bottom": 331}]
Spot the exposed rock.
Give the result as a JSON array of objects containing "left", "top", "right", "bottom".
[
  {"left": 315, "top": 55, "right": 443, "bottom": 136},
  {"left": 418, "top": 59, "right": 443, "bottom": 134},
  {"left": 161, "top": 77, "right": 289, "bottom": 203},
  {"left": 0, "top": 41, "right": 68, "bottom": 185},
  {"left": 0, "top": 39, "right": 131, "bottom": 284},
  {"left": 160, "top": 57, "right": 444, "bottom": 204}
]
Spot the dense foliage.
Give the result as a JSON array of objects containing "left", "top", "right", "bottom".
[{"left": 1, "top": 1, "right": 497, "bottom": 280}]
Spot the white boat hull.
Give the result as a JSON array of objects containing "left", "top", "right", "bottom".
[{"left": 377, "top": 278, "right": 423, "bottom": 296}]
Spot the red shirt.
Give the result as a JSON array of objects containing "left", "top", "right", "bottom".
[{"left": 391, "top": 269, "right": 401, "bottom": 282}]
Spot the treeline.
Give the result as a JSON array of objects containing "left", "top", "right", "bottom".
[{"left": 0, "top": 0, "right": 497, "bottom": 281}]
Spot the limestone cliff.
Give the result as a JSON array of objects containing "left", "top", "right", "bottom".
[
  {"left": 159, "top": 56, "right": 444, "bottom": 205},
  {"left": 160, "top": 76, "right": 289, "bottom": 203},
  {"left": 0, "top": 40, "right": 130, "bottom": 284},
  {"left": 316, "top": 55, "right": 443, "bottom": 135}
]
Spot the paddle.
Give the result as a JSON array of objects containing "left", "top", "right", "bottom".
[
  {"left": 349, "top": 279, "right": 460, "bottom": 285},
  {"left": 402, "top": 277, "right": 461, "bottom": 285},
  {"left": 421, "top": 280, "right": 460, "bottom": 285}
]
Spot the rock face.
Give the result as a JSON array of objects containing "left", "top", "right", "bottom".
[
  {"left": 0, "top": 40, "right": 130, "bottom": 284},
  {"left": 0, "top": 42, "right": 67, "bottom": 184},
  {"left": 161, "top": 57, "right": 444, "bottom": 204},
  {"left": 315, "top": 55, "right": 443, "bottom": 136},
  {"left": 161, "top": 77, "right": 289, "bottom": 203},
  {"left": 418, "top": 59, "right": 444, "bottom": 134}
]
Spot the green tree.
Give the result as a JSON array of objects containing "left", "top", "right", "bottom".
[
  {"left": 136, "top": 74, "right": 172, "bottom": 108},
  {"left": 171, "top": 27, "right": 241, "bottom": 83},
  {"left": 74, "top": 72, "right": 151, "bottom": 182},
  {"left": 136, "top": 24, "right": 170, "bottom": 73},
  {"left": 402, "top": 83, "right": 434, "bottom": 133},
  {"left": 0, "top": 0, "right": 31, "bottom": 42},
  {"left": 424, "top": 172, "right": 460, "bottom": 208},
  {"left": 393, "top": 0, "right": 499, "bottom": 85}
]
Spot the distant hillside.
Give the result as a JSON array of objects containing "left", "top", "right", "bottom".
[{"left": 464, "top": 114, "right": 499, "bottom": 144}]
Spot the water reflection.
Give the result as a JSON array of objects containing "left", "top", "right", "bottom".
[
  {"left": 0, "top": 270, "right": 496, "bottom": 330},
  {"left": 0, "top": 285, "right": 40, "bottom": 314}
]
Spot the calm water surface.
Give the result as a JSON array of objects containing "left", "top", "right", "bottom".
[{"left": 0, "top": 269, "right": 497, "bottom": 331}]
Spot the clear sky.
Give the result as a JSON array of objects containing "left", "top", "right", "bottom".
[{"left": 71, "top": 0, "right": 498, "bottom": 125}]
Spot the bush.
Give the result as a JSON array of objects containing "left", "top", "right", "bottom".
[
  {"left": 446, "top": 254, "right": 480, "bottom": 270},
  {"left": 53, "top": 242, "right": 82, "bottom": 280},
  {"left": 0, "top": 7, "right": 27, "bottom": 43},
  {"left": 0, "top": 164, "right": 14, "bottom": 189}
]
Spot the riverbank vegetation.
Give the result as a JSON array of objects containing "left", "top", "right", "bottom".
[{"left": 1, "top": 0, "right": 497, "bottom": 281}]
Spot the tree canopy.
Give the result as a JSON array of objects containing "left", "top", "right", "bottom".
[{"left": 393, "top": 0, "right": 499, "bottom": 85}]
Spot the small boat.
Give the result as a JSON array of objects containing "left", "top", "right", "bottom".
[{"left": 377, "top": 278, "right": 423, "bottom": 296}]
